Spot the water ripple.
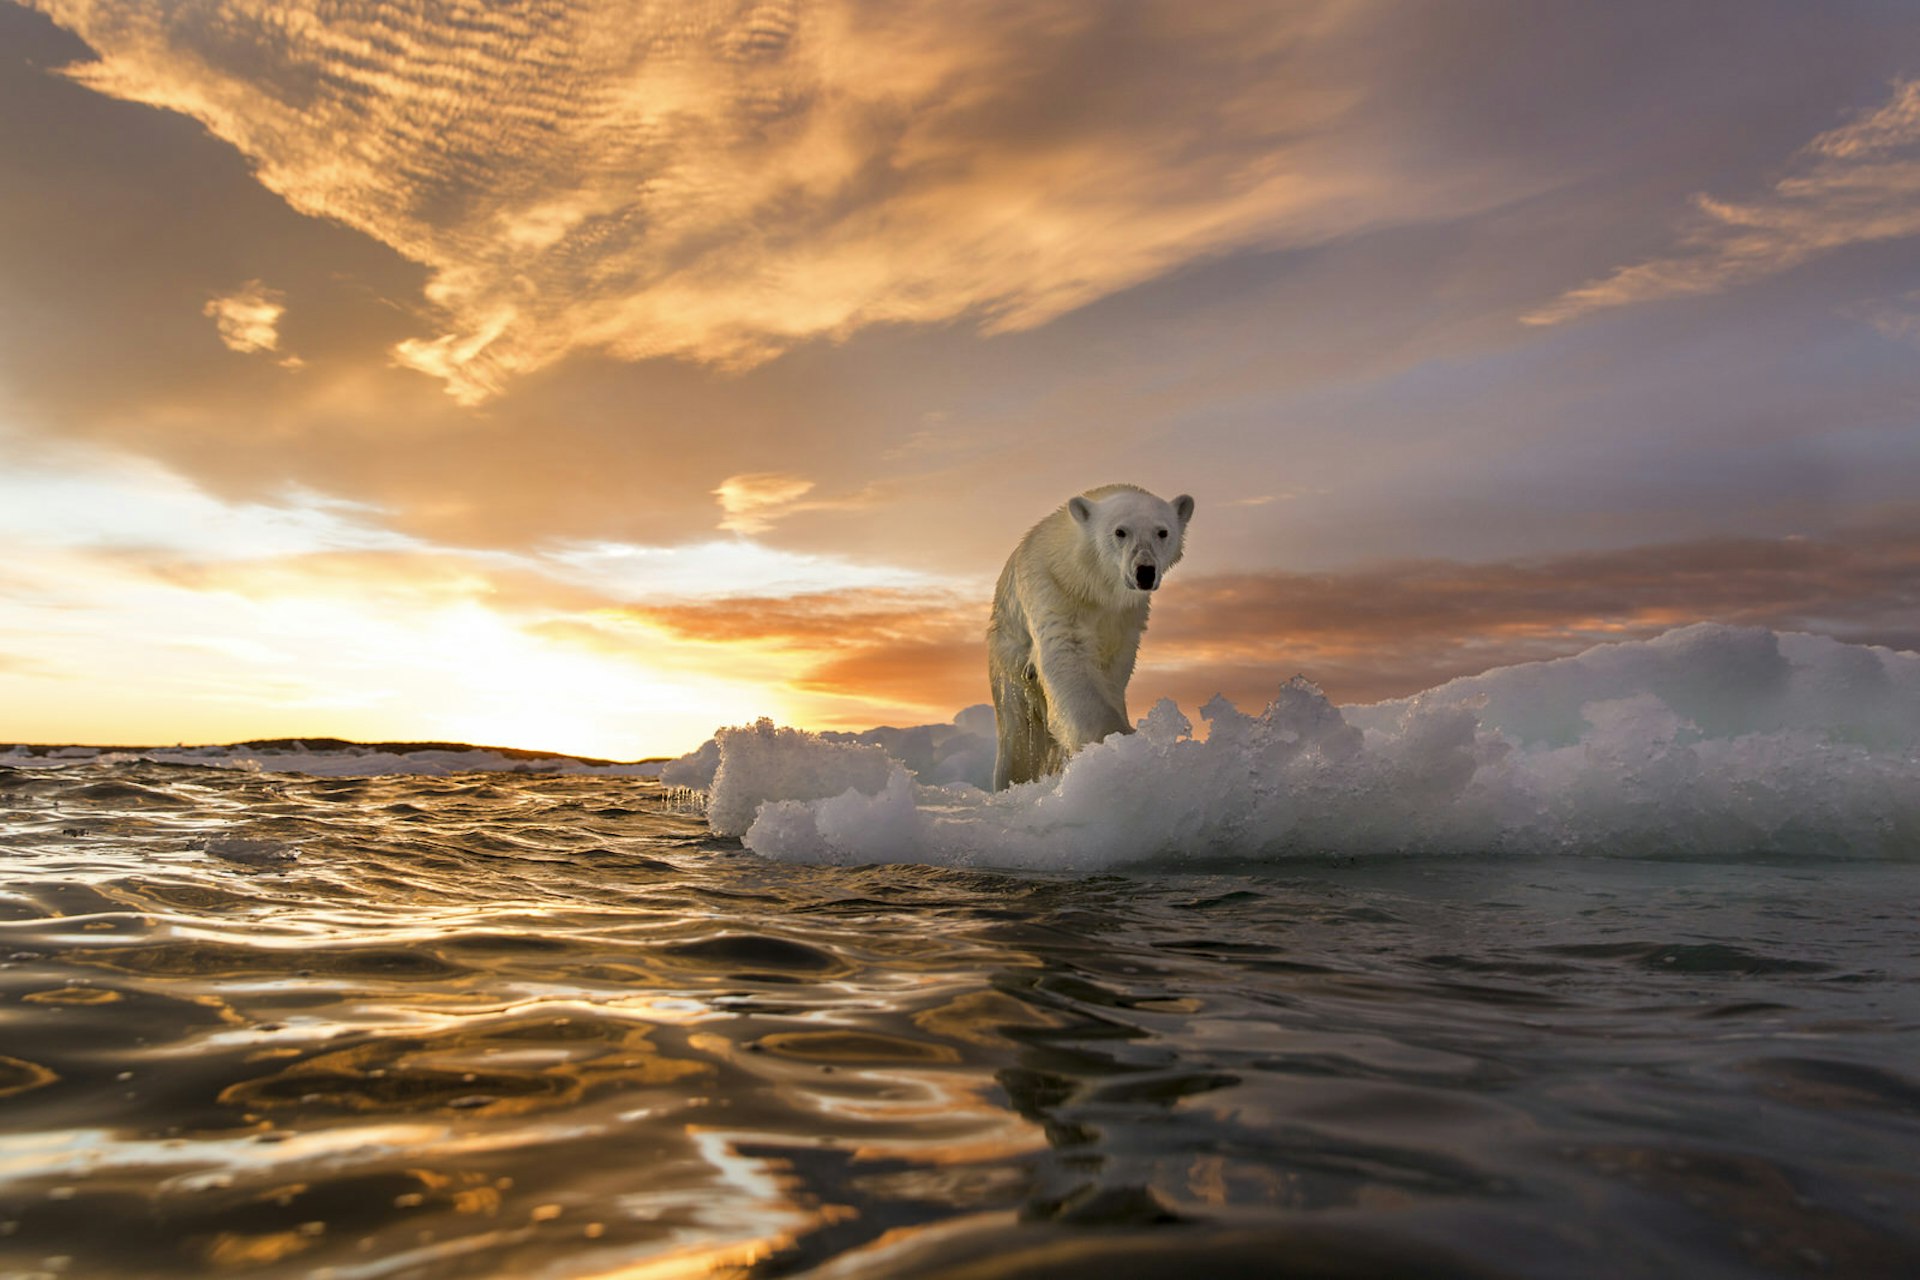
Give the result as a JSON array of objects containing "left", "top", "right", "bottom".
[{"left": 0, "top": 761, "right": 1915, "bottom": 1277}]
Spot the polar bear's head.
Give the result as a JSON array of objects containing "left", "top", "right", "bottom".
[{"left": 1068, "top": 485, "right": 1195, "bottom": 595}]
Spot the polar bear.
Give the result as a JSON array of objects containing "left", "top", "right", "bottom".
[{"left": 987, "top": 484, "right": 1195, "bottom": 790}]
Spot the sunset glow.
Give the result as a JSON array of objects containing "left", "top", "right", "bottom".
[{"left": 3, "top": 2, "right": 1918, "bottom": 758}]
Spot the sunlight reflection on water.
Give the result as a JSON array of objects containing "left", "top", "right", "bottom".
[{"left": 0, "top": 761, "right": 1917, "bottom": 1278}]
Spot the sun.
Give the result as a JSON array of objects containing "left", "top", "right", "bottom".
[{"left": 409, "top": 605, "right": 777, "bottom": 760}]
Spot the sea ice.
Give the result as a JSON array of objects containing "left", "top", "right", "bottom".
[
  {"left": 704, "top": 719, "right": 896, "bottom": 837},
  {"left": 666, "top": 707, "right": 997, "bottom": 798},
  {"left": 699, "top": 625, "right": 1920, "bottom": 869}
]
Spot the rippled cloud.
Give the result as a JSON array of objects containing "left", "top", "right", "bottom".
[
  {"left": 1527, "top": 78, "right": 1920, "bottom": 325},
  {"left": 202, "top": 279, "right": 290, "bottom": 358},
  {"left": 28, "top": 0, "right": 1518, "bottom": 401}
]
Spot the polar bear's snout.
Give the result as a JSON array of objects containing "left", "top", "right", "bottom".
[{"left": 1134, "top": 563, "right": 1158, "bottom": 591}]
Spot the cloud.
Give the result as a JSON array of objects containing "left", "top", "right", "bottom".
[
  {"left": 0, "top": 539, "right": 777, "bottom": 755},
  {"left": 133, "top": 548, "right": 604, "bottom": 615},
  {"left": 28, "top": 0, "right": 1527, "bottom": 401},
  {"left": 202, "top": 279, "right": 288, "bottom": 356},
  {"left": 621, "top": 523, "right": 1920, "bottom": 722},
  {"left": 16, "top": 496, "right": 1919, "bottom": 745},
  {"left": 637, "top": 588, "right": 979, "bottom": 646},
  {"left": 99, "top": 540, "right": 968, "bottom": 725},
  {"left": 0, "top": 432, "right": 420, "bottom": 560},
  {"left": 1526, "top": 78, "right": 1920, "bottom": 325},
  {"left": 713, "top": 472, "right": 817, "bottom": 535},
  {"left": 1855, "top": 288, "right": 1920, "bottom": 345},
  {"left": 709, "top": 472, "right": 888, "bottom": 534},
  {"left": 620, "top": 588, "right": 989, "bottom": 721},
  {"left": 546, "top": 536, "right": 937, "bottom": 598},
  {"left": 1142, "top": 524, "right": 1920, "bottom": 707}
]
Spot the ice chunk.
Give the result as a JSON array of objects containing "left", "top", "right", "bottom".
[
  {"left": 746, "top": 765, "right": 928, "bottom": 864},
  {"left": 661, "top": 704, "right": 996, "bottom": 795},
  {"left": 1138, "top": 698, "right": 1192, "bottom": 746},
  {"left": 658, "top": 737, "right": 721, "bottom": 789},
  {"left": 709, "top": 626, "right": 1919, "bottom": 869},
  {"left": 705, "top": 719, "right": 896, "bottom": 838}
]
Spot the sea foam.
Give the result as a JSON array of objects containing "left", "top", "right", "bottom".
[{"left": 696, "top": 625, "right": 1919, "bottom": 868}]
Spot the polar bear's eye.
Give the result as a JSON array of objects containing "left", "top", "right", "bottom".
[
  {"left": 1114, "top": 528, "right": 1128, "bottom": 540},
  {"left": 1157, "top": 529, "right": 1168, "bottom": 539}
]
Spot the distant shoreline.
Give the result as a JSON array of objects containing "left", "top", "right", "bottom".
[{"left": 0, "top": 738, "right": 670, "bottom": 769}]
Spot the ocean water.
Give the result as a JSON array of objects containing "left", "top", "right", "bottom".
[
  {"left": 3, "top": 625, "right": 1919, "bottom": 1278},
  {"left": 2, "top": 761, "right": 1917, "bottom": 1279}
]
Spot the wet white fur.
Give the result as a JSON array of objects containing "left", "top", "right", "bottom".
[{"left": 988, "top": 484, "right": 1194, "bottom": 790}]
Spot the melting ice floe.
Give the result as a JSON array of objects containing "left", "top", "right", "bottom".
[{"left": 690, "top": 625, "right": 1920, "bottom": 868}]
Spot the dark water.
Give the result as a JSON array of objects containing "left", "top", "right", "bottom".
[{"left": 1, "top": 761, "right": 1917, "bottom": 1279}]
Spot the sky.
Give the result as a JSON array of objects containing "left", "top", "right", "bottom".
[{"left": 2, "top": 0, "right": 1918, "bottom": 760}]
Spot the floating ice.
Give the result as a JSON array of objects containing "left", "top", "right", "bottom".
[
  {"left": 709, "top": 625, "right": 1920, "bottom": 868},
  {"left": 704, "top": 719, "right": 896, "bottom": 837},
  {"left": 663, "top": 706, "right": 996, "bottom": 797}
]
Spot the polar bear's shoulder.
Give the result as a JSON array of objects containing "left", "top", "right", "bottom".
[{"left": 1013, "top": 504, "right": 1087, "bottom": 579}]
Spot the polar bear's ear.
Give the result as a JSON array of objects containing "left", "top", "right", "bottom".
[
  {"left": 1173, "top": 494, "right": 1195, "bottom": 524},
  {"left": 1067, "top": 496, "right": 1095, "bottom": 526}
]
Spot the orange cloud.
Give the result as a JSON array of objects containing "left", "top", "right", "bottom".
[
  {"left": 619, "top": 524, "right": 1920, "bottom": 722},
  {"left": 132, "top": 548, "right": 606, "bottom": 614},
  {"left": 796, "top": 640, "right": 985, "bottom": 720},
  {"left": 1141, "top": 526, "right": 1920, "bottom": 706},
  {"left": 713, "top": 472, "right": 817, "bottom": 535},
  {"left": 202, "top": 279, "right": 290, "bottom": 358},
  {"left": 624, "top": 589, "right": 988, "bottom": 724},
  {"left": 30, "top": 0, "right": 1525, "bottom": 401},
  {"left": 2, "top": 541, "right": 784, "bottom": 755},
  {"left": 116, "top": 544, "right": 981, "bottom": 727},
  {"left": 708, "top": 472, "right": 892, "bottom": 535},
  {"left": 636, "top": 590, "right": 976, "bottom": 644},
  {"left": 1526, "top": 78, "right": 1920, "bottom": 325},
  {"left": 15, "top": 512, "right": 1916, "bottom": 751}
]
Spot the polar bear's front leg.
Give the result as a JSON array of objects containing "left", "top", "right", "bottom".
[
  {"left": 1033, "top": 631, "right": 1131, "bottom": 755},
  {"left": 991, "top": 663, "right": 1053, "bottom": 790}
]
